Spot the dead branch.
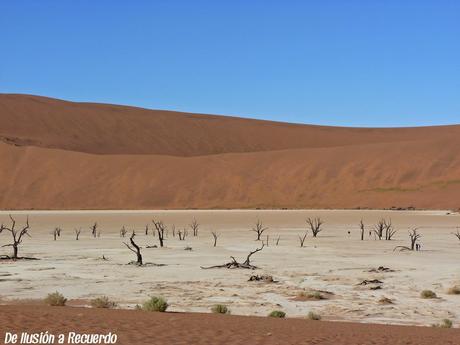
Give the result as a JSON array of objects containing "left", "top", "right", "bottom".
[
  {"left": 359, "top": 220, "right": 365, "bottom": 241},
  {"left": 275, "top": 235, "right": 280, "bottom": 246},
  {"left": 298, "top": 232, "right": 308, "bottom": 247},
  {"left": 452, "top": 228, "right": 460, "bottom": 241},
  {"left": 306, "top": 217, "right": 323, "bottom": 237},
  {"left": 178, "top": 228, "right": 188, "bottom": 241},
  {"left": 152, "top": 219, "right": 166, "bottom": 247},
  {"left": 74, "top": 227, "right": 82, "bottom": 240},
  {"left": 190, "top": 218, "right": 199, "bottom": 237},
  {"left": 251, "top": 219, "right": 268, "bottom": 241},
  {"left": 211, "top": 231, "right": 219, "bottom": 247},
  {"left": 201, "top": 244, "right": 264, "bottom": 269},
  {"left": 394, "top": 228, "right": 421, "bottom": 251},
  {"left": 90, "top": 222, "right": 98, "bottom": 238},
  {"left": 0, "top": 215, "right": 32, "bottom": 260},
  {"left": 123, "top": 231, "right": 143, "bottom": 265}
]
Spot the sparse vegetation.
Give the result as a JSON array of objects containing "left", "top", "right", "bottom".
[
  {"left": 432, "top": 319, "right": 453, "bottom": 328},
  {"left": 211, "top": 304, "right": 230, "bottom": 314},
  {"left": 306, "top": 217, "right": 323, "bottom": 237},
  {"left": 447, "top": 286, "right": 460, "bottom": 295},
  {"left": 251, "top": 219, "right": 268, "bottom": 241},
  {"left": 307, "top": 311, "right": 321, "bottom": 320},
  {"left": 378, "top": 297, "right": 394, "bottom": 304},
  {"left": 142, "top": 296, "right": 168, "bottom": 312},
  {"left": 44, "top": 291, "right": 67, "bottom": 306},
  {"left": 420, "top": 290, "right": 437, "bottom": 299},
  {"left": 90, "top": 296, "right": 117, "bottom": 309},
  {"left": 268, "top": 310, "right": 286, "bottom": 318},
  {"left": 298, "top": 291, "right": 326, "bottom": 300}
]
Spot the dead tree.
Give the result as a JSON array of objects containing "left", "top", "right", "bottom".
[
  {"left": 373, "top": 219, "right": 386, "bottom": 240},
  {"left": 0, "top": 215, "right": 32, "bottom": 260},
  {"left": 264, "top": 234, "right": 269, "bottom": 247},
  {"left": 211, "top": 231, "right": 219, "bottom": 247},
  {"left": 384, "top": 219, "right": 397, "bottom": 240},
  {"left": 394, "top": 228, "right": 421, "bottom": 251},
  {"left": 251, "top": 220, "right": 268, "bottom": 241},
  {"left": 144, "top": 224, "right": 149, "bottom": 236},
  {"left": 298, "top": 232, "right": 308, "bottom": 247},
  {"left": 120, "top": 226, "right": 127, "bottom": 238},
  {"left": 74, "top": 227, "right": 82, "bottom": 240},
  {"left": 178, "top": 228, "right": 188, "bottom": 241},
  {"left": 275, "top": 235, "right": 280, "bottom": 246},
  {"left": 53, "top": 227, "right": 62, "bottom": 241},
  {"left": 359, "top": 220, "right": 365, "bottom": 241},
  {"left": 452, "top": 228, "right": 460, "bottom": 241},
  {"left": 90, "top": 222, "right": 98, "bottom": 238},
  {"left": 152, "top": 220, "right": 166, "bottom": 247},
  {"left": 306, "top": 217, "right": 323, "bottom": 237},
  {"left": 201, "top": 244, "right": 264, "bottom": 269},
  {"left": 190, "top": 219, "right": 199, "bottom": 237},
  {"left": 123, "top": 231, "right": 143, "bottom": 265},
  {"left": 171, "top": 224, "right": 176, "bottom": 237}
]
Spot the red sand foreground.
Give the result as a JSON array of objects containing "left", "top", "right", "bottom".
[{"left": 0, "top": 305, "right": 459, "bottom": 345}]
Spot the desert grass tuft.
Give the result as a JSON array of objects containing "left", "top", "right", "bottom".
[
  {"left": 211, "top": 304, "right": 230, "bottom": 314},
  {"left": 307, "top": 311, "right": 321, "bottom": 320},
  {"left": 420, "top": 290, "right": 437, "bottom": 299},
  {"left": 268, "top": 310, "right": 286, "bottom": 318},
  {"left": 142, "top": 296, "right": 168, "bottom": 312},
  {"left": 44, "top": 291, "right": 67, "bottom": 306},
  {"left": 432, "top": 319, "right": 453, "bottom": 328},
  {"left": 447, "top": 286, "right": 460, "bottom": 295},
  {"left": 90, "top": 296, "right": 117, "bottom": 309}
]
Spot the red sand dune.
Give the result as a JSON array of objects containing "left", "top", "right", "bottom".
[
  {"left": 1, "top": 305, "right": 459, "bottom": 345},
  {"left": 1, "top": 94, "right": 460, "bottom": 210}
]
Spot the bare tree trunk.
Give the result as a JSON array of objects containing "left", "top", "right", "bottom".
[{"left": 124, "top": 231, "right": 143, "bottom": 265}]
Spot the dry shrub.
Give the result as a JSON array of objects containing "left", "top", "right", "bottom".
[
  {"left": 90, "top": 296, "right": 117, "bottom": 309},
  {"left": 142, "top": 296, "right": 168, "bottom": 312},
  {"left": 268, "top": 310, "right": 286, "bottom": 318},
  {"left": 420, "top": 290, "right": 437, "bottom": 299},
  {"left": 307, "top": 311, "right": 321, "bottom": 320},
  {"left": 211, "top": 304, "right": 230, "bottom": 314},
  {"left": 44, "top": 291, "right": 67, "bottom": 306},
  {"left": 447, "top": 286, "right": 460, "bottom": 295},
  {"left": 432, "top": 319, "right": 453, "bottom": 328}
]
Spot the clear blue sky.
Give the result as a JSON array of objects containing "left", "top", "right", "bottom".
[{"left": 1, "top": 1, "right": 459, "bottom": 127}]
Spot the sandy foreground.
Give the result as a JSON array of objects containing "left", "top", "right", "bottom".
[
  {"left": 1, "top": 305, "right": 460, "bottom": 345},
  {"left": 1, "top": 210, "right": 460, "bottom": 330}
]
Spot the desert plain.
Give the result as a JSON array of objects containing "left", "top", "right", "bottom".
[{"left": 1, "top": 209, "right": 459, "bottom": 328}]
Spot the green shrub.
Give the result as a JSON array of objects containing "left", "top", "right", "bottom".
[
  {"left": 211, "top": 304, "right": 230, "bottom": 314},
  {"left": 90, "top": 296, "right": 117, "bottom": 309},
  {"left": 44, "top": 291, "right": 67, "bottom": 306},
  {"left": 421, "top": 290, "right": 437, "bottom": 299},
  {"left": 268, "top": 310, "right": 286, "bottom": 318},
  {"left": 307, "top": 311, "right": 321, "bottom": 320},
  {"left": 142, "top": 296, "right": 168, "bottom": 312},
  {"left": 447, "top": 286, "right": 460, "bottom": 295},
  {"left": 432, "top": 319, "right": 453, "bottom": 328}
]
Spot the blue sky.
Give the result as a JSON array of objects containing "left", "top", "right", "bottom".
[{"left": 1, "top": 1, "right": 459, "bottom": 127}]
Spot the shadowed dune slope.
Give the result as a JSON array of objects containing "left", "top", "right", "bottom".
[{"left": 1, "top": 94, "right": 460, "bottom": 210}]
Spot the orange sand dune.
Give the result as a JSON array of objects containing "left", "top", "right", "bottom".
[
  {"left": 1, "top": 305, "right": 459, "bottom": 345},
  {"left": 1, "top": 94, "right": 459, "bottom": 210}
]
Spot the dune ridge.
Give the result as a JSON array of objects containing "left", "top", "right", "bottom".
[{"left": 1, "top": 94, "right": 459, "bottom": 210}]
